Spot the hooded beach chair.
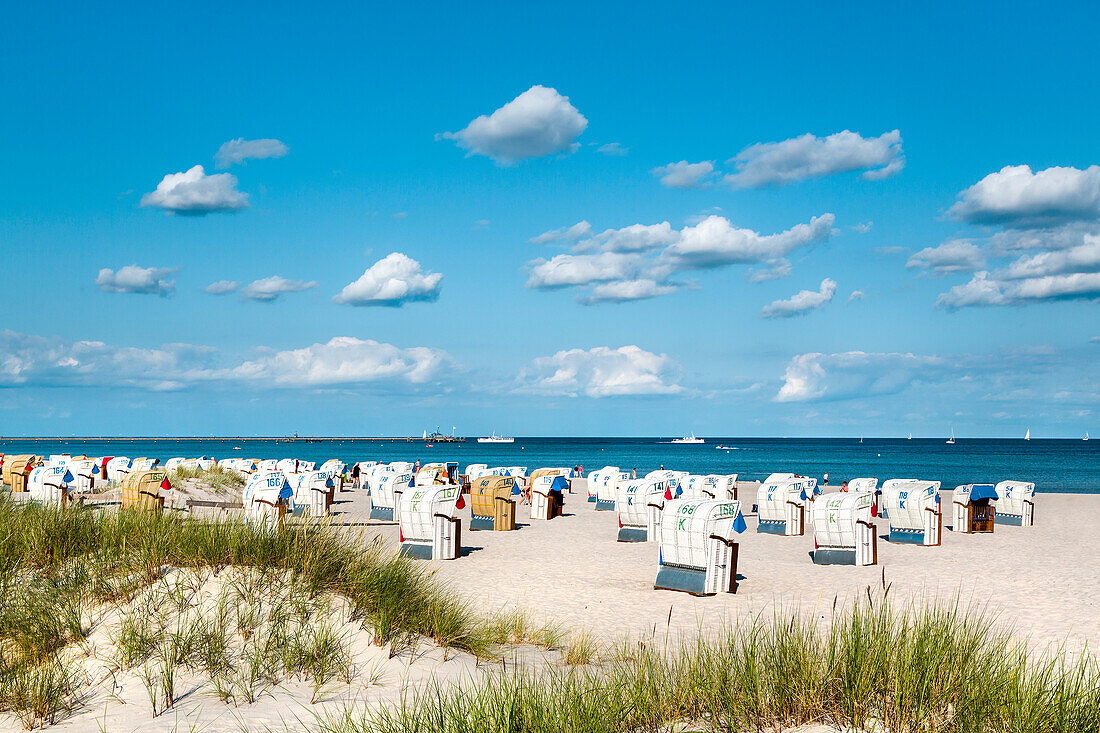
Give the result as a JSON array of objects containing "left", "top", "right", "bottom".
[
  {"left": 591, "top": 467, "right": 631, "bottom": 511},
  {"left": 244, "top": 470, "right": 292, "bottom": 528},
  {"left": 952, "top": 484, "right": 999, "bottom": 533},
  {"left": 756, "top": 478, "right": 812, "bottom": 535},
  {"left": 69, "top": 459, "right": 99, "bottom": 493},
  {"left": 469, "top": 475, "right": 519, "bottom": 530},
  {"left": 811, "top": 491, "right": 877, "bottom": 565},
  {"left": 880, "top": 479, "right": 942, "bottom": 545},
  {"left": 415, "top": 462, "right": 458, "bottom": 486},
  {"left": 28, "top": 464, "right": 74, "bottom": 506},
  {"left": 4, "top": 454, "right": 39, "bottom": 492},
  {"left": 530, "top": 475, "right": 568, "bottom": 520},
  {"left": 397, "top": 483, "right": 463, "bottom": 560},
  {"left": 993, "top": 481, "right": 1035, "bottom": 526},
  {"left": 678, "top": 474, "right": 736, "bottom": 501},
  {"left": 654, "top": 499, "right": 748, "bottom": 596},
  {"left": 105, "top": 457, "right": 132, "bottom": 485},
  {"left": 369, "top": 469, "right": 412, "bottom": 521},
  {"left": 291, "top": 470, "right": 335, "bottom": 516},
  {"left": 164, "top": 457, "right": 185, "bottom": 473},
  {"left": 586, "top": 466, "right": 619, "bottom": 503},
  {"left": 121, "top": 469, "right": 171, "bottom": 511},
  {"left": 615, "top": 478, "right": 667, "bottom": 542}
]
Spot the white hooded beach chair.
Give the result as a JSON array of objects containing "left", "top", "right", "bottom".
[
  {"left": 812, "top": 491, "right": 877, "bottom": 565},
  {"left": 654, "top": 499, "right": 747, "bottom": 595},
  {"left": 370, "top": 469, "right": 412, "bottom": 521},
  {"left": 68, "top": 459, "right": 99, "bottom": 494},
  {"left": 105, "top": 457, "right": 131, "bottom": 485},
  {"left": 397, "top": 483, "right": 463, "bottom": 560},
  {"left": 258, "top": 459, "right": 278, "bottom": 473},
  {"left": 647, "top": 469, "right": 688, "bottom": 497},
  {"left": 994, "top": 481, "right": 1035, "bottom": 527},
  {"left": 415, "top": 462, "right": 459, "bottom": 486},
  {"left": 276, "top": 458, "right": 300, "bottom": 475},
  {"left": 586, "top": 466, "right": 619, "bottom": 503},
  {"left": 28, "top": 465, "right": 74, "bottom": 506},
  {"left": 594, "top": 468, "right": 631, "bottom": 511},
  {"left": 131, "top": 458, "right": 159, "bottom": 472},
  {"left": 292, "top": 470, "right": 336, "bottom": 516},
  {"left": 164, "top": 457, "right": 185, "bottom": 473},
  {"left": 952, "top": 484, "right": 998, "bottom": 534},
  {"left": 880, "top": 479, "right": 942, "bottom": 545},
  {"left": 244, "top": 471, "right": 292, "bottom": 529},
  {"left": 531, "top": 475, "right": 568, "bottom": 520},
  {"left": 319, "top": 459, "right": 344, "bottom": 477},
  {"left": 615, "top": 478, "right": 667, "bottom": 542},
  {"left": 756, "top": 478, "right": 812, "bottom": 535}
]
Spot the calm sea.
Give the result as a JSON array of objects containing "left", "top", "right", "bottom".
[{"left": 2, "top": 437, "right": 1097, "bottom": 493}]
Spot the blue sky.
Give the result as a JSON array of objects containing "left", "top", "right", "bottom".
[{"left": 1, "top": 0, "right": 1097, "bottom": 437}]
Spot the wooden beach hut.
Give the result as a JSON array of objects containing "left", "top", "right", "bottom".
[
  {"left": 397, "top": 483, "right": 463, "bottom": 560},
  {"left": 469, "top": 475, "right": 519, "bottom": 530},
  {"left": 952, "top": 484, "right": 998, "bottom": 534},
  {"left": 811, "top": 491, "right": 877, "bottom": 565},
  {"left": 615, "top": 477, "right": 667, "bottom": 542},
  {"left": 994, "top": 480, "right": 1036, "bottom": 526},
  {"left": 880, "top": 479, "right": 942, "bottom": 545},
  {"left": 654, "top": 498, "right": 747, "bottom": 596}
]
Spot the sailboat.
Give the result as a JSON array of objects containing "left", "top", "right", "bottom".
[
  {"left": 1085, "top": 433, "right": 1090, "bottom": 441},
  {"left": 946, "top": 427, "right": 956, "bottom": 445},
  {"left": 1024, "top": 428, "right": 1031, "bottom": 441},
  {"left": 908, "top": 432, "right": 912, "bottom": 440}
]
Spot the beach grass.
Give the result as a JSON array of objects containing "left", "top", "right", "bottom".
[
  {"left": 0, "top": 497, "right": 487, "bottom": 726},
  {"left": 166, "top": 463, "right": 245, "bottom": 495},
  {"left": 322, "top": 598, "right": 1100, "bottom": 733}
]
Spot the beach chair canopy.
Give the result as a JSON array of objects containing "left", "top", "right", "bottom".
[
  {"left": 953, "top": 483, "right": 998, "bottom": 505},
  {"left": 47, "top": 454, "right": 72, "bottom": 467},
  {"left": 531, "top": 474, "right": 568, "bottom": 495},
  {"left": 881, "top": 480, "right": 941, "bottom": 530},
  {"left": 28, "top": 465, "right": 74, "bottom": 504},
  {"left": 319, "top": 459, "right": 344, "bottom": 475},
  {"left": 276, "top": 458, "right": 300, "bottom": 474},
  {"left": 812, "top": 491, "right": 874, "bottom": 548},
  {"left": 164, "top": 458, "right": 185, "bottom": 472},
  {"left": 679, "top": 474, "right": 721, "bottom": 499},
  {"left": 994, "top": 480, "right": 1035, "bottom": 516},
  {"left": 588, "top": 466, "right": 621, "bottom": 494},
  {"left": 105, "top": 457, "right": 131, "bottom": 483},
  {"left": 463, "top": 463, "right": 487, "bottom": 477},
  {"left": 530, "top": 467, "right": 572, "bottom": 480},
  {"left": 373, "top": 469, "right": 413, "bottom": 510},
  {"left": 131, "top": 458, "right": 159, "bottom": 471},
  {"left": 244, "top": 470, "right": 292, "bottom": 506},
  {"left": 658, "top": 499, "right": 747, "bottom": 571},
  {"left": 847, "top": 477, "right": 879, "bottom": 492},
  {"left": 258, "top": 459, "right": 278, "bottom": 472},
  {"left": 416, "top": 462, "right": 458, "bottom": 485}
]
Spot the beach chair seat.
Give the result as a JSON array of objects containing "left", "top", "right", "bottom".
[
  {"left": 952, "top": 484, "right": 998, "bottom": 534},
  {"left": 654, "top": 499, "right": 747, "bottom": 596}
]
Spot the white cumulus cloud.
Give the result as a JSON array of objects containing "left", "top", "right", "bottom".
[
  {"left": 526, "top": 252, "right": 643, "bottom": 290},
  {"left": 517, "top": 345, "right": 682, "bottom": 397},
  {"left": 651, "top": 160, "right": 714, "bottom": 189},
  {"left": 214, "top": 138, "right": 289, "bottom": 168},
  {"left": 204, "top": 280, "right": 239, "bottom": 295},
  {"left": 596, "top": 142, "right": 628, "bottom": 156},
  {"left": 663, "top": 214, "right": 835, "bottom": 269},
  {"left": 141, "top": 165, "right": 249, "bottom": 215},
  {"left": 530, "top": 220, "right": 592, "bottom": 245},
  {"left": 241, "top": 276, "right": 317, "bottom": 302},
  {"left": 332, "top": 253, "right": 443, "bottom": 307},
  {"left": 724, "top": 130, "right": 904, "bottom": 188},
  {"left": 438, "top": 85, "right": 588, "bottom": 165},
  {"left": 95, "top": 265, "right": 176, "bottom": 296},
  {"left": 906, "top": 240, "right": 986, "bottom": 275},
  {"left": 230, "top": 337, "right": 452, "bottom": 387},
  {"left": 581, "top": 279, "right": 679, "bottom": 304},
  {"left": 760, "top": 278, "right": 837, "bottom": 319},
  {"left": 776, "top": 351, "right": 945, "bottom": 402},
  {"left": 947, "top": 165, "right": 1100, "bottom": 228}
]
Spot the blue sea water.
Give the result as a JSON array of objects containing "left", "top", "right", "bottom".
[{"left": 2, "top": 437, "right": 1097, "bottom": 493}]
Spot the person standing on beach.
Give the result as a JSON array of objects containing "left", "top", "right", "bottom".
[{"left": 823, "top": 472, "right": 829, "bottom": 488}]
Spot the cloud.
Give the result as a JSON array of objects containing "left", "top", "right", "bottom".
[
  {"left": 852, "top": 221, "right": 873, "bottom": 234},
  {"left": 0, "top": 330, "right": 457, "bottom": 393},
  {"left": 651, "top": 160, "right": 714, "bottom": 189},
  {"left": 947, "top": 165, "right": 1100, "bottom": 228},
  {"left": 332, "top": 253, "right": 443, "bottom": 307},
  {"left": 204, "top": 280, "right": 239, "bottom": 295},
  {"left": 581, "top": 279, "right": 679, "bottom": 304},
  {"left": 935, "top": 233, "right": 1100, "bottom": 309},
  {"left": 214, "top": 138, "right": 289, "bottom": 169},
  {"left": 760, "top": 278, "right": 837, "bottom": 318},
  {"left": 724, "top": 130, "right": 904, "bottom": 188},
  {"left": 596, "top": 142, "right": 628, "bottom": 156},
  {"left": 746, "top": 261, "right": 793, "bottom": 282},
  {"left": 140, "top": 165, "right": 249, "bottom": 215},
  {"left": 240, "top": 276, "right": 317, "bottom": 302},
  {"left": 517, "top": 345, "right": 682, "bottom": 397},
  {"left": 438, "top": 85, "right": 588, "bottom": 165},
  {"left": 848, "top": 289, "right": 865, "bottom": 302},
  {"left": 530, "top": 220, "right": 591, "bottom": 245},
  {"left": 229, "top": 337, "right": 452, "bottom": 387},
  {"left": 776, "top": 351, "right": 947, "bottom": 402},
  {"left": 95, "top": 266, "right": 176, "bottom": 296},
  {"left": 0, "top": 330, "right": 217, "bottom": 391},
  {"left": 906, "top": 239, "right": 986, "bottom": 275},
  {"left": 527, "top": 213, "right": 834, "bottom": 302}
]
